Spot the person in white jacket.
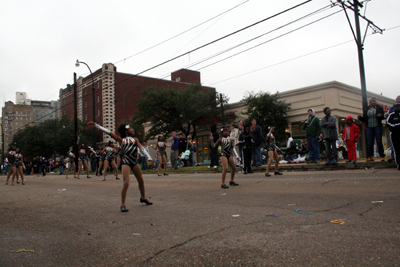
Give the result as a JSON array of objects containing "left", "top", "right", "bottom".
[{"left": 230, "top": 123, "right": 240, "bottom": 166}]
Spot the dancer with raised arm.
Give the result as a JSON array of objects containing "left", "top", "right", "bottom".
[
  {"left": 102, "top": 140, "right": 119, "bottom": 181},
  {"left": 12, "top": 148, "right": 25, "bottom": 185},
  {"left": 210, "top": 127, "right": 240, "bottom": 189},
  {"left": 88, "top": 121, "right": 153, "bottom": 212},
  {"left": 76, "top": 136, "right": 91, "bottom": 179}
]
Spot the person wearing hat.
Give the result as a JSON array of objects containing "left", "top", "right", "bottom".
[
  {"left": 358, "top": 97, "right": 386, "bottom": 161},
  {"left": 302, "top": 109, "right": 321, "bottom": 163},
  {"left": 387, "top": 102, "right": 400, "bottom": 170}
]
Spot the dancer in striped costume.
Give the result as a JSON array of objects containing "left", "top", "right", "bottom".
[
  {"left": 210, "top": 127, "right": 240, "bottom": 189},
  {"left": 102, "top": 141, "right": 119, "bottom": 181},
  {"left": 12, "top": 148, "right": 25, "bottom": 185},
  {"left": 88, "top": 122, "right": 153, "bottom": 212}
]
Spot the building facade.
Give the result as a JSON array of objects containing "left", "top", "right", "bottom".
[
  {"left": 192, "top": 81, "right": 395, "bottom": 162},
  {"left": 59, "top": 63, "right": 213, "bottom": 143},
  {"left": 1, "top": 101, "right": 34, "bottom": 151}
]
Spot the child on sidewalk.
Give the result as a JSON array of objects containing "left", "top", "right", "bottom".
[{"left": 342, "top": 116, "right": 360, "bottom": 164}]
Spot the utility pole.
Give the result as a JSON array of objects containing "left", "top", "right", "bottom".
[
  {"left": 74, "top": 73, "right": 78, "bottom": 167},
  {"left": 220, "top": 93, "right": 225, "bottom": 125},
  {"left": 333, "top": 0, "right": 384, "bottom": 157}
]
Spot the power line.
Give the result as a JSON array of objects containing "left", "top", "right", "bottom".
[
  {"left": 8, "top": 0, "right": 340, "bottom": 137},
  {"left": 209, "top": 24, "right": 400, "bottom": 86},
  {"left": 159, "top": 3, "right": 333, "bottom": 79},
  {"left": 113, "top": 0, "right": 250, "bottom": 65},
  {"left": 195, "top": 10, "right": 343, "bottom": 71}
]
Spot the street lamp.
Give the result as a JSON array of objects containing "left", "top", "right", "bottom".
[{"left": 75, "top": 59, "right": 96, "bottom": 150}]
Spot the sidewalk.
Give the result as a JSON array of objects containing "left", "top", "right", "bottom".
[{"left": 255, "top": 159, "right": 397, "bottom": 172}]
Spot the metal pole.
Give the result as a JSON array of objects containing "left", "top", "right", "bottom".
[
  {"left": 74, "top": 73, "right": 78, "bottom": 167},
  {"left": 220, "top": 93, "right": 225, "bottom": 125},
  {"left": 353, "top": 0, "right": 369, "bottom": 158},
  {"left": 77, "top": 61, "right": 96, "bottom": 149},
  {"left": 353, "top": 0, "right": 368, "bottom": 118},
  {"left": 0, "top": 123, "right": 4, "bottom": 166}
]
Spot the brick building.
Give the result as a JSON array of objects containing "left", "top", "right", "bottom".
[{"left": 59, "top": 63, "right": 214, "bottom": 143}]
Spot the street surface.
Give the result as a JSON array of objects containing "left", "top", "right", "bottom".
[{"left": 1, "top": 169, "right": 400, "bottom": 266}]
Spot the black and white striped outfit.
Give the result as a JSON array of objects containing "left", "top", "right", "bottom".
[
  {"left": 120, "top": 137, "right": 139, "bottom": 169},
  {"left": 67, "top": 152, "right": 74, "bottom": 163},
  {"left": 8, "top": 151, "right": 16, "bottom": 167},
  {"left": 105, "top": 147, "right": 115, "bottom": 161},
  {"left": 220, "top": 137, "right": 232, "bottom": 158},
  {"left": 157, "top": 142, "right": 167, "bottom": 157},
  {"left": 99, "top": 147, "right": 107, "bottom": 162},
  {"left": 78, "top": 149, "right": 88, "bottom": 162},
  {"left": 265, "top": 132, "right": 279, "bottom": 152},
  {"left": 14, "top": 153, "right": 22, "bottom": 167}
]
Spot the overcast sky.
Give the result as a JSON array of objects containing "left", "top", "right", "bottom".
[{"left": 1, "top": 0, "right": 399, "bottom": 112}]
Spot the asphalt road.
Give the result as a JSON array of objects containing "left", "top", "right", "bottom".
[{"left": 1, "top": 168, "right": 399, "bottom": 267}]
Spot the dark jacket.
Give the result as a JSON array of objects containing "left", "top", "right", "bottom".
[
  {"left": 178, "top": 137, "right": 187, "bottom": 154},
  {"left": 239, "top": 131, "right": 253, "bottom": 150},
  {"left": 358, "top": 105, "right": 385, "bottom": 127},
  {"left": 387, "top": 111, "right": 400, "bottom": 135},
  {"left": 250, "top": 125, "right": 264, "bottom": 146},
  {"left": 209, "top": 124, "right": 219, "bottom": 148}
]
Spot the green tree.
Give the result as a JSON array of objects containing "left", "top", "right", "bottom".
[
  {"left": 242, "top": 91, "right": 291, "bottom": 144},
  {"left": 132, "top": 83, "right": 228, "bottom": 140},
  {"left": 9, "top": 116, "right": 92, "bottom": 160}
]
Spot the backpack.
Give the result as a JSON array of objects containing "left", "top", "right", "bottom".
[{"left": 192, "top": 144, "right": 197, "bottom": 152}]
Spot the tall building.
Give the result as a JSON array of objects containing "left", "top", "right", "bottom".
[
  {"left": 1, "top": 101, "right": 34, "bottom": 151},
  {"left": 59, "top": 63, "right": 214, "bottom": 143},
  {"left": 31, "top": 100, "right": 59, "bottom": 124}
]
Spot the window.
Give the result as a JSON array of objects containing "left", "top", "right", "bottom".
[
  {"left": 27, "top": 111, "right": 31, "bottom": 115},
  {"left": 97, "top": 108, "right": 100, "bottom": 117},
  {"left": 85, "top": 100, "right": 87, "bottom": 108},
  {"left": 85, "top": 113, "right": 87, "bottom": 120},
  {"left": 97, "top": 95, "right": 100, "bottom": 103},
  {"left": 50, "top": 115, "right": 53, "bottom": 118},
  {"left": 16, "top": 111, "right": 19, "bottom": 115},
  {"left": 85, "top": 88, "right": 87, "bottom": 95},
  {"left": 63, "top": 111, "right": 66, "bottom": 116}
]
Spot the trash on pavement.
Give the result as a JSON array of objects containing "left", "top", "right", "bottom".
[
  {"left": 330, "top": 219, "right": 345, "bottom": 225},
  {"left": 293, "top": 209, "right": 312, "bottom": 215},
  {"left": 232, "top": 214, "right": 240, "bottom": 217},
  {"left": 265, "top": 214, "right": 277, "bottom": 217},
  {"left": 371, "top": 201, "right": 383, "bottom": 203},
  {"left": 11, "top": 249, "right": 34, "bottom": 253},
  {"left": 133, "top": 233, "right": 141, "bottom": 236}
]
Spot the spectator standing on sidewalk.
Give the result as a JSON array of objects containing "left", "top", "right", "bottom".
[
  {"left": 302, "top": 109, "right": 321, "bottom": 163},
  {"left": 141, "top": 141, "right": 150, "bottom": 170},
  {"left": 209, "top": 124, "right": 219, "bottom": 168},
  {"left": 320, "top": 107, "right": 338, "bottom": 165},
  {"left": 170, "top": 132, "right": 179, "bottom": 170},
  {"left": 387, "top": 102, "right": 400, "bottom": 170},
  {"left": 250, "top": 118, "right": 264, "bottom": 167},
  {"left": 385, "top": 95, "right": 400, "bottom": 162},
  {"left": 230, "top": 123, "right": 240, "bottom": 166},
  {"left": 59, "top": 154, "right": 65, "bottom": 175},
  {"left": 342, "top": 116, "right": 360, "bottom": 164},
  {"left": 358, "top": 97, "right": 386, "bottom": 161}
]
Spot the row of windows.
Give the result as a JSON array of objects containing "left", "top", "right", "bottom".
[{"left": 15, "top": 111, "right": 31, "bottom": 115}]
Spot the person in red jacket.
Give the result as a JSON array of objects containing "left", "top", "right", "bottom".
[{"left": 342, "top": 116, "right": 360, "bottom": 163}]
